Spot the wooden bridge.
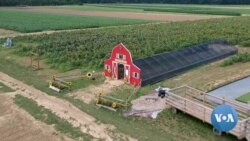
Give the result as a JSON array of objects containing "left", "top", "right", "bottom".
[{"left": 166, "top": 85, "right": 250, "bottom": 140}]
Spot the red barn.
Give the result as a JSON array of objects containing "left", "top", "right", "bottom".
[
  {"left": 104, "top": 41, "right": 237, "bottom": 87},
  {"left": 103, "top": 43, "right": 141, "bottom": 86}
]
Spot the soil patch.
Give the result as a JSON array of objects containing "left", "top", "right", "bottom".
[{"left": 0, "top": 94, "right": 73, "bottom": 141}]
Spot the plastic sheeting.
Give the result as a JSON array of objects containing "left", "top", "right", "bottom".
[{"left": 133, "top": 40, "right": 238, "bottom": 86}]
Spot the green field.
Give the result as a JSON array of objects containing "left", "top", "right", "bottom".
[
  {"left": 51, "top": 4, "right": 250, "bottom": 16},
  {"left": 0, "top": 9, "right": 149, "bottom": 32},
  {"left": 10, "top": 16, "right": 250, "bottom": 71},
  {"left": 236, "top": 92, "right": 250, "bottom": 103}
]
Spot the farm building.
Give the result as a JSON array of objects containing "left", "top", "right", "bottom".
[{"left": 103, "top": 40, "right": 237, "bottom": 87}]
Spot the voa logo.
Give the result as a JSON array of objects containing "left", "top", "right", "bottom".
[
  {"left": 214, "top": 113, "right": 235, "bottom": 123},
  {"left": 211, "top": 104, "right": 238, "bottom": 132}
]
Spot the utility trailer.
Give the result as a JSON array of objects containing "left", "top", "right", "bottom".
[
  {"left": 49, "top": 72, "right": 96, "bottom": 92},
  {"left": 96, "top": 86, "right": 138, "bottom": 111},
  {"left": 166, "top": 85, "right": 250, "bottom": 140}
]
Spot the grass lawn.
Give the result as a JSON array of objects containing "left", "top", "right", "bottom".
[
  {"left": 0, "top": 82, "right": 14, "bottom": 93},
  {"left": 236, "top": 92, "right": 250, "bottom": 103},
  {"left": 14, "top": 94, "right": 92, "bottom": 141},
  {"left": 51, "top": 4, "right": 250, "bottom": 16},
  {"left": 0, "top": 48, "right": 237, "bottom": 141},
  {"left": 0, "top": 9, "right": 149, "bottom": 32}
]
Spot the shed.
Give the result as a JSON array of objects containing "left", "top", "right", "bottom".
[{"left": 103, "top": 40, "right": 237, "bottom": 87}]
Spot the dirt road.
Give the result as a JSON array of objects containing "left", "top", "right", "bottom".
[
  {"left": 0, "top": 72, "right": 136, "bottom": 141},
  {"left": 0, "top": 29, "right": 19, "bottom": 37},
  {"left": 0, "top": 94, "right": 73, "bottom": 141}
]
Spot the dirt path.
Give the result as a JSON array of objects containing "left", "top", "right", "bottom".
[
  {"left": 0, "top": 29, "right": 19, "bottom": 37},
  {"left": 0, "top": 28, "right": 93, "bottom": 39},
  {"left": 6, "top": 7, "right": 227, "bottom": 22},
  {"left": 0, "top": 94, "right": 73, "bottom": 141},
  {"left": 0, "top": 72, "right": 136, "bottom": 141}
]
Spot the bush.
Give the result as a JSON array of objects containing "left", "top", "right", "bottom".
[
  {"left": 222, "top": 53, "right": 250, "bottom": 66},
  {"left": 240, "top": 40, "right": 250, "bottom": 47}
]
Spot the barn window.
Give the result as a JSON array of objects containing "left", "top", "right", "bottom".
[
  {"left": 133, "top": 72, "right": 139, "bottom": 79},
  {"left": 105, "top": 64, "right": 110, "bottom": 70},
  {"left": 116, "top": 54, "right": 126, "bottom": 60}
]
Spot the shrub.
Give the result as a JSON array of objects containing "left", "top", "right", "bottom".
[{"left": 222, "top": 53, "right": 250, "bottom": 66}]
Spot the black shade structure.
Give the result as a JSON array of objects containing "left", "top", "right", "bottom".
[{"left": 133, "top": 40, "right": 238, "bottom": 86}]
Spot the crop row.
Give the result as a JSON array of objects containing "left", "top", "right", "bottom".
[{"left": 12, "top": 16, "right": 250, "bottom": 71}]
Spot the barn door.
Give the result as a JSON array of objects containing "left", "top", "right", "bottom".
[
  {"left": 112, "top": 62, "right": 118, "bottom": 79},
  {"left": 124, "top": 65, "right": 130, "bottom": 83},
  {"left": 118, "top": 64, "right": 125, "bottom": 80}
]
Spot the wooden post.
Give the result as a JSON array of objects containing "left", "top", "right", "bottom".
[
  {"left": 30, "top": 56, "right": 33, "bottom": 67},
  {"left": 203, "top": 94, "right": 206, "bottom": 122},
  {"left": 203, "top": 93, "right": 206, "bottom": 103},
  {"left": 184, "top": 92, "right": 186, "bottom": 113},
  {"left": 30, "top": 53, "right": 40, "bottom": 70},
  {"left": 37, "top": 59, "right": 40, "bottom": 70}
]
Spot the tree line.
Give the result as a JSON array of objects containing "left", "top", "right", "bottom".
[
  {"left": 0, "top": 0, "right": 80, "bottom": 6},
  {"left": 1, "top": 0, "right": 250, "bottom": 6}
]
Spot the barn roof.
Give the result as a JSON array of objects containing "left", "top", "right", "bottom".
[{"left": 133, "top": 40, "right": 238, "bottom": 86}]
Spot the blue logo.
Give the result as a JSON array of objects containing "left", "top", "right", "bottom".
[{"left": 211, "top": 104, "right": 238, "bottom": 132}]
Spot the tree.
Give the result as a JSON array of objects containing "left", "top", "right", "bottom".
[{"left": 1, "top": 0, "right": 250, "bottom": 6}]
